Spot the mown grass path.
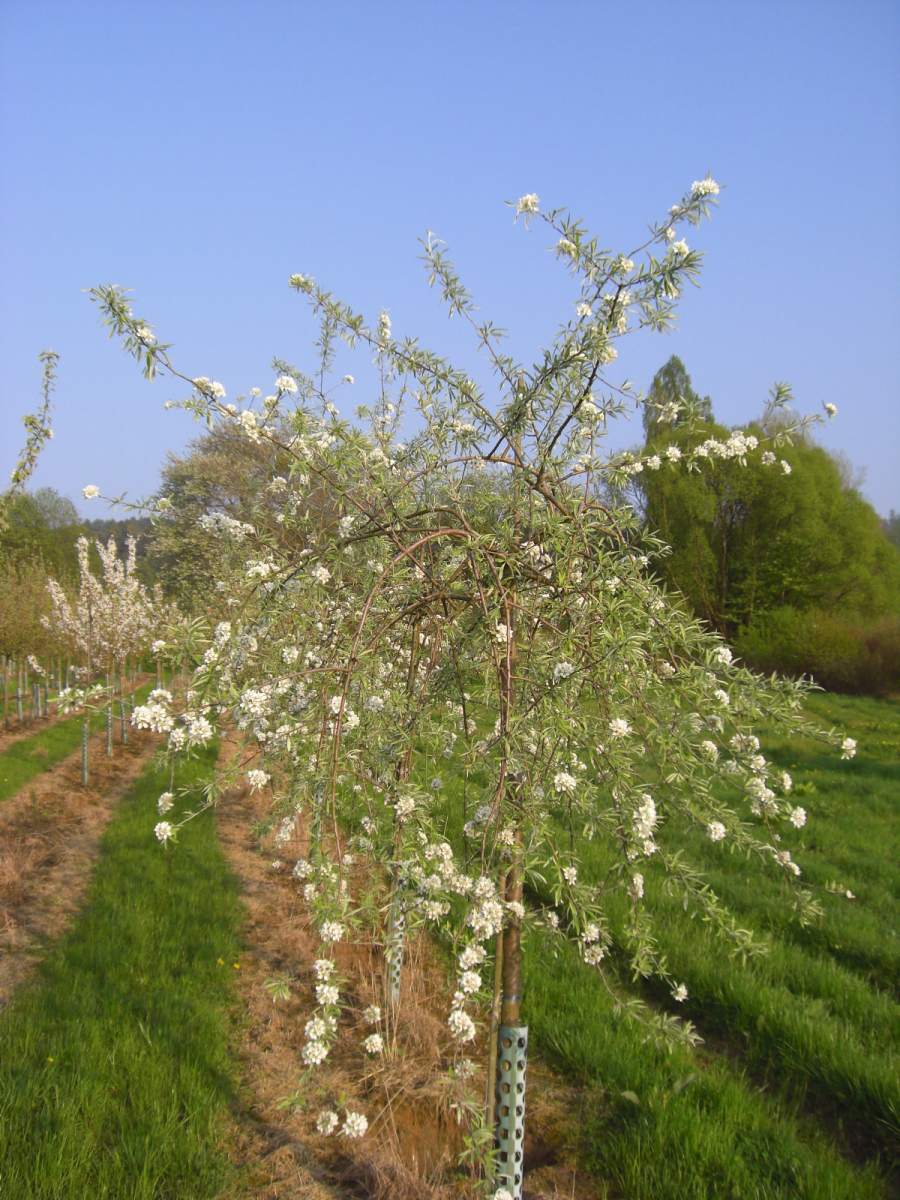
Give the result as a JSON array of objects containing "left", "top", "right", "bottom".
[
  {"left": 0, "top": 680, "right": 153, "bottom": 803},
  {"left": 0, "top": 745, "right": 242, "bottom": 1200}
]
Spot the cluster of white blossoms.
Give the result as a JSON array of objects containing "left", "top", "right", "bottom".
[
  {"left": 275, "top": 373, "right": 298, "bottom": 394},
  {"left": 132, "top": 699, "right": 175, "bottom": 734},
  {"left": 198, "top": 512, "right": 255, "bottom": 541},
  {"left": 192, "top": 376, "right": 226, "bottom": 400},
  {"left": 363, "top": 1032, "right": 384, "bottom": 1055},
  {"left": 553, "top": 770, "right": 577, "bottom": 796},
  {"left": 514, "top": 192, "right": 540, "bottom": 218},
  {"left": 632, "top": 793, "right": 659, "bottom": 857},
  {"left": 691, "top": 176, "right": 721, "bottom": 198},
  {"left": 315, "top": 1108, "right": 368, "bottom": 1139},
  {"left": 773, "top": 848, "right": 802, "bottom": 877},
  {"left": 301, "top": 957, "right": 341, "bottom": 1069},
  {"left": 552, "top": 660, "right": 575, "bottom": 683}
]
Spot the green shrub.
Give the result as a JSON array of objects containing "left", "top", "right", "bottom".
[{"left": 737, "top": 609, "right": 900, "bottom": 696}]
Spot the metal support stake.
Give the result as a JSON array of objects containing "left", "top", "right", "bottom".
[{"left": 81, "top": 717, "right": 89, "bottom": 786}]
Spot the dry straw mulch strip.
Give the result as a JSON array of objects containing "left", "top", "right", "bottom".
[{"left": 218, "top": 759, "right": 602, "bottom": 1200}]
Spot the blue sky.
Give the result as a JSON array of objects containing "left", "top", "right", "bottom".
[{"left": 2, "top": 0, "right": 898, "bottom": 518}]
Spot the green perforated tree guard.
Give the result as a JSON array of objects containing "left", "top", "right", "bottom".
[
  {"left": 495, "top": 1023, "right": 528, "bottom": 1198},
  {"left": 81, "top": 716, "right": 89, "bottom": 786},
  {"left": 385, "top": 890, "right": 405, "bottom": 1007}
]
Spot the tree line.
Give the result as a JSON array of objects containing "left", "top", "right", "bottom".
[{"left": 634, "top": 357, "right": 900, "bottom": 693}]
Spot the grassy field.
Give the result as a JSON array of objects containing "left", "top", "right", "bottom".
[
  {"left": 539, "top": 694, "right": 898, "bottom": 1197},
  {"left": 0, "top": 680, "right": 154, "bottom": 803},
  {"left": 0, "top": 745, "right": 242, "bottom": 1200},
  {"left": 0, "top": 694, "right": 895, "bottom": 1198},
  {"left": 441, "top": 692, "right": 899, "bottom": 1198}
]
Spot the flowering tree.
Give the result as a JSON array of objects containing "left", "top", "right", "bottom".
[
  {"left": 44, "top": 533, "right": 164, "bottom": 773},
  {"left": 45, "top": 535, "right": 159, "bottom": 674},
  {"left": 90, "top": 177, "right": 855, "bottom": 1197}
]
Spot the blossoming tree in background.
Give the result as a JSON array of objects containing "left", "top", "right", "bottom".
[
  {"left": 44, "top": 533, "right": 163, "bottom": 778},
  {"left": 90, "top": 176, "right": 856, "bottom": 1198}
]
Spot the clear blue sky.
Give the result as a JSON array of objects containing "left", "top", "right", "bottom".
[{"left": 2, "top": 0, "right": 898, "bottom": 518}]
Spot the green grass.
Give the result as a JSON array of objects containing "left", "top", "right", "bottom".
[
  {"left": 0, "top": 745, "right": 243, "bottom": 1200},
  {"left": 435, "top": 693, "right": 899, "bottom": 1198},
  {"left": 524, "top": 934, "right": 887, "bottom": 1200},
  {"left": 0, "top": 681, "right": 153, "bottom": 802}
]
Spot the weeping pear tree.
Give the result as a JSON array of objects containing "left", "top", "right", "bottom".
[{"left": 90, "top": 177, "right": 856, "bottom": 1198}]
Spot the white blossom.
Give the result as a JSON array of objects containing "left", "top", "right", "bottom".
[
  {"left": 448, "top": 1008, "right": 476, "bottom": 1041},
  {"left": 514, "top": 193, "right": 540, "bottom": 217},
  {"left": 342, "top": 1111, "right": 368, "bottom": 1139},
  {"left": 316, "top": 1110, "right": 339, "bottom": 1135},
  {"left": 691, "top": 176, "right": 720, "bottom": 198},
  {"left": 554, "top": 771, "right": 577, "bottom": 796},
  {"left": 302, "top": 1040, "right": 329, "bottom": 1066}
]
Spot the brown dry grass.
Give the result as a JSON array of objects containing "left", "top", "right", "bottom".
[
  {"left": 0, "top": 727, "right": 157, "bottom": 1007},
  {"left": 218, "top": 748, "right": 603, "bottom": 1200}
]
